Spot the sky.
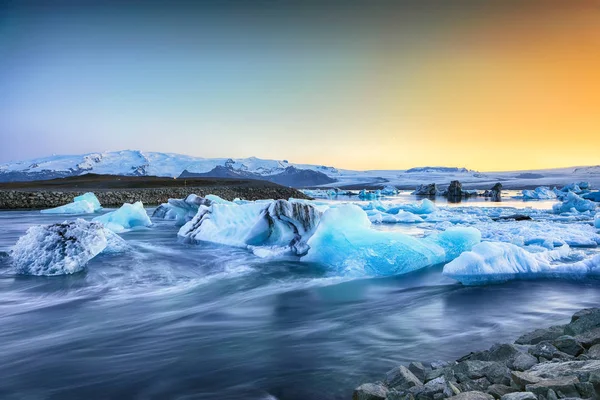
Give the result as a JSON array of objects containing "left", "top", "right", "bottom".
[{"left": 1, "top": 0, "right": 599, "bottom": 171}]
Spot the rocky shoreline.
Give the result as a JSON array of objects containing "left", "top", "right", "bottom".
[
  {"left": 0, "top": 187, "right": 310, "bottom": 209},
  {"left": 354, "top": 308, "right": 600, "bottom": 400}
]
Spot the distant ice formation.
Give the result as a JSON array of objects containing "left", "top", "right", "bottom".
[
  {"left": 301, "top": 204, "right": 481, "bottom": 275},
  {"left": 522, "top": 187, "right": 557, "bottom": 200},
  {"left": 443, "top": 242, "right": 600, "bottom": 285},
  {"left": 552, "top": 192, "right": 598, "bottom": 214},
  {"left": 40, "top": 192, "right": 102, "bottom": 215},
  {"left": 11, "top": 219, "right": 108, "bottom": 276},
  {"left": 93, "top": 201, "right": 152, "bottom": 233}
]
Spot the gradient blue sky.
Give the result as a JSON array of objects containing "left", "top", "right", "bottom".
[{"left": 2, "top": 1, "right": 599, "bottom": 170}]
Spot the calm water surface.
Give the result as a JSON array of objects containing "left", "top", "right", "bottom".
[{"left": 0, "top": 196, "right": 598, "bottom": 400}]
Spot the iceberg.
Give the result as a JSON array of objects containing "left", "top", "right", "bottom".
[
  {"left": 152, "top": 194, "right": 212, "bottom": 225},
  {"left": 583, "top": 191, "right": 600, "bottom": 202},
  {"left": 552, "top": 192, "right": 598, "bottom": 214},
  {"left": 93, "top": 201, "right": 152, "bottom": 233},
  {"left": 596, "top": 214, "right": 600, "bottom": 229},
  {"left": 443, "top": 241, "right": 600, "bottom": 285},
  {"left": 40, "top": 192, "right": 102, "bottom": 215},
  {"left": 179, "top": 199, "right": 322, "bottom": 256},
  {"left": 561, "top": 182, "right": 590, "bottom": 194},
  {"left": 388, "top": 198, "right": 437, "bottom": 215},
  {"left": 369, "top": 210, "right": 423, "bottom": 224},
  {"left": 358, "top": 189, "right": 382, "bottom": 200},
  {"left": 11, "top": 219, "right": 108, "bottom": 276},
  {"left": 301, "top": 204, "right": 481, "bottom": 276},
  {"left": 521, "top": 187, "right": 557, "bottom": 200},
  {"left": 381, "top": 185, "right": 398, "bottom": 196}
]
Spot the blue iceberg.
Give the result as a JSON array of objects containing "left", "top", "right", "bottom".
[
  {"left": 40, "top": 192, "right": 102, "bottom": 215},
  {"left": 552, "top": 192, "right": 598, "bottom": 214},
  {"left": 93, "top": 201, "right": 152, "bottom": 233}
]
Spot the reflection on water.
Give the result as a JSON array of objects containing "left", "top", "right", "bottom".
[{"left": 0, "top": 198, "right": 596, "bottom": 400}]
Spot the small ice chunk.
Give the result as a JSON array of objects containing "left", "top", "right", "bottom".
[
  {"left": 595, "top": 214, "right": 600, "bottom": 229},
  {"left": 93, "top": 201, "right": 151, "bottom": 233},
  {"left": 41, "top": 192, "right": 102, "bottom": 214},
  {"left": 11, "top": 219, "right": 107, "bottom": 276}
]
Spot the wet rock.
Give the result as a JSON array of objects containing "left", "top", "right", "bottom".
[
  {"left": 565, "top": 308, "right": 600, "bottom": 336},
  {"left": 574, "top": 382, "right": 595, "bottom": 398},
  {"left": 526, "top": 359, "right": 600, "bottom": 382},
  {"left": 425, "top": 366, "right": 455, "bottom": 383},
  {"left": 574, "top": 327, "right": 600, "bottom": 348},
  {"left": 459, "top": 377, "right": 491, "bottom": 392},
  {"left": 408, "top": 376, "right": 458, "bottom": 400},
  {"left": 485, "top": 384, "right": 516, "bottom": 399},
  {"left": 386, "top": 366, "right": 423, "bottom": 390},
  {"left": 552, "top": 336, "right": 584, "bottom": 357},
  {"left": 499, "top": 392, "right": 536, "bottom": 400},
  {"left": 510, "top": 371, "right": 542, "bottom": 389},
  {"left": 451, "top": 391, "right": 494, "bottom": 400},
  {"left": 452, "top": 361, "right": 510, "bottom": 385},
  {"left": 463, "top": 343, "right": 538, "bottom": 372},
  {"left": 409, "top": 362, "right": 429, "bottom": 382},
  {"left": 515, "top": 325, "right": 566, "bottom": 345},
  {"left": 528, "top": 342, "right": 562, "bottom": 360},
  {"left": 525, "top": 376, "right": 580, "bottom": 398},
  {"left": 587, "top": 344, "right": 600, "bottom": 359},
  {"left": 353, "top": 383, "right": 389, "bottom": 400},
  {"left": 431, "top": 360, "right": 453, "bottom": 370}
]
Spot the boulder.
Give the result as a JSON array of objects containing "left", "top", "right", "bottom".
[
  {"left": 463, "top": 343, "right": 537, "bottom": 372},
  {"left": 485, "top": 384, "right": 516, "bottom": 399},
  {"left": 514, "top": 325, "right": 566, "bottom": 345},
  {"left": 574, "top": 327, "right": 600, "bottom": 348},
  {"left": 587, "top": 344, "right": 600, "bottom": 359},
  {"left": 510, "top": 371, "right": 542, "bottom": 389},
  {"left": 565, "top": 308, "right": 600, "bottom": 335},
  {"left": 528, "top": 342, "right": 562, "bottom": 360},
  {"left": 526, "top": 359, "right": 600, "bottom": 382},
  {"left": 459, "top": 377, "right": 491, "bottom": 392},
  {"left": 452, "top": 361, "right": 510, "bottom": 385},
  {"left": 500, "top": 393, "right": 537, "bottom": 400},
  {"left": 385, "top": 365, "right": 423, "bottom": 390},
  {"left": 409, "top": 362, "right": 429, "bottom": 382},
  {"left": 451, "top": 391, "right": 494, "bottom": 400},
  {"left": 552, "top": 336, "right": 584, "bottom": 357},
  {"left": 525, "top": 376, "right": 580, "bottom": 398},
  {"left": 353, "top": 383, "right": 389, "bottom": 400}
]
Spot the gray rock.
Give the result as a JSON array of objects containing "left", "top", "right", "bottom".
[
  {"left": 515, "top": 325, "right": 566, "bottom": 345},
  {"left": 353, "top": 383, "right": 389, "bottom": 400},
  {"left": 546, "top": 389, "right": 558, "bottom": 400},
  {"left": 425, "top": 366, "right": 455, "bottom": 383},
  {"left": 409, "top": 362, "right": 429, "bottom": 383},
  {"left": 529, "top": 342, "right": 561, "bottom": 360},
  {"left": 526, "top": 359, "right": 600, "bottom": 382},
  {"left": 525, "top": 376, "right": 580, "bottom": 398},
  {"left": 431, "top": 360, "right": 452, "bottom": 370},
  {"left": 459, "top": 377, "right": 491, "bottom": 392},
  {"left": 452, "top": 361, "right": 510, "bottom": 385},
  {"left": 386, "top": 366, "right": 423, "bottom": 390},
  {"left": 509, "top": 353, "right": 538, "bottom": 371},
  {"left": 565, "top": 308, "right": 600, "bottom": 336},
  {"left": 500, "top": 393, "right": 537, "bottom": 400},
  {"left": 450, "top": 391, "right": 494, "bottom": 400},
  {"left": 588, "top": 344, "right": 600, "bottom": 359},
  {"left": 510, "top": 371, "right": 542, "bottom": 389},
  {"left": 575, "top": 327, "right": 600, "bottom": 348},
  {"left": 485, "top": 384, "right": 516, "bottom": 399},
  {"left": 574, "top": 382, "right": 595, "bottom": 398},
  {"left": 553, "top": 335, "right": 585, "bottom": 356}
]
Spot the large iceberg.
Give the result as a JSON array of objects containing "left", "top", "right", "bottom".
[
  {"left": 179, "top": 199, "right": 322, "bottom": 256},
  {"left": 40, "top": 192, "right": 102, "bottom": 215},
  {"left": 521, "top": 187, "right": 557, "bottom": 200},
  {"left": 152, "top": 194, "right": 212, "bottom": 225},
  {"left": 552, "top": 192, "right": 598, "bottom": 214},
  {"left": 301, "top": 204, "right": 481, "bottom": 276},
  {"left": 11, "top": 219, "right": 108, "bottom": 276},
  {"left": 93, "top": 201, "right": 152, "bottom": 233},
  {"left": 443, "top": 241, "right": 600, "bottom": 285}
]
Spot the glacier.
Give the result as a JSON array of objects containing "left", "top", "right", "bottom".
[
  {"left": 552, "top": 192, "right": 598, "bottom": 214},
  {"left": 11, "top": 219, "right": 109, "bottom": 276},
  {"left": 40, "top": 192, "right": 102, "bottom": 215},
  {"left": 443, "top": 241, "right": 600, "bottom": 285},
  {"left": 301, "top": 204, "right": 481, "bottom": 276},
  {"left": 93, "top": 201, "right": 152, "bottom": 233}
]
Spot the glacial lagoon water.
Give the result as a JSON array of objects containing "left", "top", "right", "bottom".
[{"left": 1, "top": 192, "right": 600, "bottom": 400}]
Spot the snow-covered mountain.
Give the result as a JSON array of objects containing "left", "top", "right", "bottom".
[{"left": 1, "top": 150, "right": 600, "bottom": 189}]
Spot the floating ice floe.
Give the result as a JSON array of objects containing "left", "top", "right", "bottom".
[
  {"left": 595, "top": 214, "right": 600, "bottom": 229},
  {"left": 443, "top": 241, "right": 600, "bottom": 285},
  {"left": 301, "top": 204, "right": 481, "bottom": 275},
  {"left": 179, "top": 199, "right": 322, "bottom": 256},
  {"left": 473, "top": 220, "right": 600, "bottom": 249},
  {"left": 552, "top": 192, "right": 598, "bottom": 214},
  {"left": 40, "top": 192, "right": 102, "bottom": 215},
  {"left": 521, "top": 187, "right": 557, "bottom": 200},
  {"left": 93, "top": 201, "right": 152, "bottom": 233},
  {"left": 153, "top": 194, "right": 212, "bottom": 225},
  {"left": 11, "top": 219, "right": 114, "bottom": 276}
]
